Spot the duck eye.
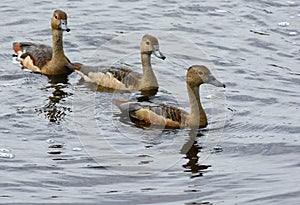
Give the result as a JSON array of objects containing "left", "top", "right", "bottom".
[
  {"left": 146, "top": 41, "right": 150, "bottom": 45},
  {"left": 54, "top": 15, "right": 58, "bottom": 19},
  {"left": 197, "top": 71, "right": 204, "bottom": 76}
]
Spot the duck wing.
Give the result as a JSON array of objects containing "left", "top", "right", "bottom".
[
  {"left": 75, "top": 65, "right": 142, "bottom": 89},
  {"left": 107, "top": 66, "right": 142, "bottom": 88},
  {"left": 13, "top": 42, "right": 52, "bottom": 69},
  {"left": 114, "top": 100, "right": 188, "bottom": 128}
]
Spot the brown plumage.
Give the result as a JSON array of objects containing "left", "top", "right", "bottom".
[
  {"left": 13, "top": 10, "right": 74, "bottom": 76},
  {"left": 107, "top": 66, "right": 142, "bottom": 88},
  {"left": 142, "top": 104, "right": 186, "bottom": 123},
  {"left": 114, "top": 65, "right": 226, "bottom": 129},
  {"left": 75, "top": 34, "right": 166, "bottom": 93}
]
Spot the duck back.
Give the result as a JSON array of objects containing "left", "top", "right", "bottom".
[{"left": 17, "top": 42, "right": 52, "bottom": 69}]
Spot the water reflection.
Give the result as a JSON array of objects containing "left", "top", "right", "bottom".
[
  {"left": 35, "top": 76, "right": 72, "bottom": 124},
  {"left": 181, "top": 131, "right": 211, "bottom": 178}
]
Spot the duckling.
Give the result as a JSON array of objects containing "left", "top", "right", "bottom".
[
  {"left": 75, "top": 34, "right": 166, "bottom": 94},
  {"left": 13, "top": 10, "right": 74, "bottom": 76},
  {"left": 114, "top": 65, "right": 225, "bottom": 129}
]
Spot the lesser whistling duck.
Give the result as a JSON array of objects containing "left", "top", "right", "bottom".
[
  {"left": 75, "top": 34, "right": 166, "bottom": 94},
  {"left": 13, "top": 10, "right": 75, "bottom": 76},
  {"left": 114, "top": 65, "right": 225, "bottom": 129}
]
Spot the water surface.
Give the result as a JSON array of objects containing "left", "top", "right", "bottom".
[{"left": 0, "top": 0, "right": 299, "bottom": 204}]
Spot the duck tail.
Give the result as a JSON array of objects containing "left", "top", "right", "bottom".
[
  {"left": 13, "top": 42, "right": 22, "bottom": 54},
  {"left": 72, "top": 63, "right": 83, "bottom": 71}
]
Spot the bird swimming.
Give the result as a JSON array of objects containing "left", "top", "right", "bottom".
[
  {"left": 75, "top": 34, "right": 166, "bottom": 95},
  {"left": 114, "top": 65, "right": 225, "bottom": 129},
  {"left": 13, "top": 10, "right": 75, "bottom": 76}
]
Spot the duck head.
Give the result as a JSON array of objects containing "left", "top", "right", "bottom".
[
  {"left": 51, "top": 10, "right": 70, "bottom": 32},
  {"left": 186, "top": 65, "right": 225, "bottom": 88},
  {"left": 140, "top": 34, "right": 166, "bottom": 60}
]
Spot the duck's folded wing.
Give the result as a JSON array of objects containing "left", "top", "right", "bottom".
[
  {"left": 76, "top": 65, "right": 142, "bottom": 88},
  {"left": 13, "top": 42, "right": 52, "bottom": 69},
  {"left": 140, "top": 103, "right": 187, "bottom": 123},
  {"left": 115, "top": 100, "right": 188, "bottom": 124},
  {"left": 107, "top": 67, "right": 141, "bottom": 88}
]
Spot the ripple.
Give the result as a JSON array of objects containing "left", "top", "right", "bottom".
[
  {"left": 0, "top": 148, "right": 14, "bottom": 159},
  {"left": 229, "top": 94, "right": 278, "bottom": 104},
  {"left": 246, "top": 38, "right": 277, "bottom": 51},
  {"left": 278, "top": 22, "right": 290, "bottom": 27}
]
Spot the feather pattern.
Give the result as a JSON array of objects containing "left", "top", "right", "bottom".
[
  {"left": 18, "top": 42, "right": 52, "bottom": 68},
  {"left": 115, "top": 100, "right": 189, "bottom": 128},
  {"left": 76, "top": 65, "right": 142, "bottom": 89},
  {"left": 107, "top": 66, "right": 142, "bottom": 88},
  {"left": 135, "top": 103, "right": 187, "bottom": 123}
]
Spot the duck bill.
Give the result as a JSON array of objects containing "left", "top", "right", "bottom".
[
  {"left": 207, "top": 74, "right": 226, "bottom": 88},
  {"left": 153, "top": 45, "right": 166, "bottom": 60},
  {"left": 60, "top": 19, "right": 70, "bottom": 32}
]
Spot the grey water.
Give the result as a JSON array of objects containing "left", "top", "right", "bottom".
[{"left": 0, "top": 0, "right": 299, "bottom": 204}]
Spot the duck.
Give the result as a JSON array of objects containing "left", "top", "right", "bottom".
[
  {"left": 114, "top": 65, "right": 225, "bottom": 129},
  {"left": 13, "top": 10, "right": 75, "bottom": 76},
  {"left": 75, "top": 34, "right": 166, "bottom": 94}
]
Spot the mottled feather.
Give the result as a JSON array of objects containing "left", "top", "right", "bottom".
[
  {"left": 17, "top": 42, "right": 52, "bottom": 68},
  {"left": 77, "top": 65, "right": 142, "bottom": 88},
  {"left": 107, "top": 66, "right": 142, "bottom": 88},
  {"left": 140, "top": 103, "right": 187, "bottom": 123},
  {"left": 116, "top": 100, "right": 188, "bottom": 125}
]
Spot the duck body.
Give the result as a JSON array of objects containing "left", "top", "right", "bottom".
[
  {"left": 77, "top": 65, "right": 142, "bottom": 90},
  {"left": 75, "top": 34, "right": 165, "bottom": 93},
  {"left": 114, "top": 65, "right": 226, "bottom": 129},
  {"left": 115, "top": 100, "right": 189, "bottom": 129},
  {"left": 13, "top": 10, "right": 74, "bottom": 76}
]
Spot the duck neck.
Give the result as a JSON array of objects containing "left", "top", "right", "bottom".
[
  {"left": 51, "top": 29, "right": 65, "bottom": 60},
  {"left": 187, "top": 84, "right": 207, "bottom": 128},
  {"left": 140, "top": 53, "right": 158, "bottom": 90}
]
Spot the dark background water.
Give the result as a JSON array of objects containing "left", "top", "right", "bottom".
[{"left": 0, "top": 0, "right": 299, "bottom": 204}]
